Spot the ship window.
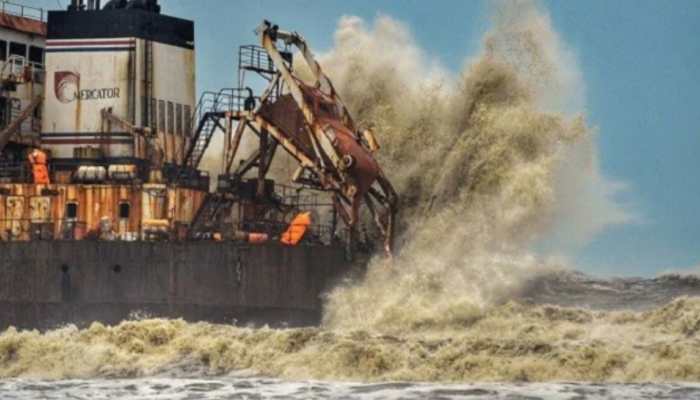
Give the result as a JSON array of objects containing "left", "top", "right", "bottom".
[
  {"left": 28, "top": 46, "right": 43, "bottom": 66},
  {"left": 118, "top": 202, "right": 130, "bottom": 219},
  {"left": 9, "top": 42, "right": 26, "bottom": 58},
  {"left": 176, "top": 103, "right": 183, "bottom": 136},
  {"left": 65, "top": 202, "right": 78, "bottom": 219},
  {"left": 184, "top": 105, "right": 192, "bottom": 135},
  {"left": 167, "top": 101, "right": 174, "bottom": 135},
  {"left": 0, "top": 41, "right": 6, "bottom": 61},
  {"left": 158, "top": 100, "right": 165, "bottom": 132}
]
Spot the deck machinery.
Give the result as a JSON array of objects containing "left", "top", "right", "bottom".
[
  {"left": 0, "top": 1, "right": 397, "bottom": 330},
  {"left": 189, "top": 21, "right": 398, "bottom": 254}
]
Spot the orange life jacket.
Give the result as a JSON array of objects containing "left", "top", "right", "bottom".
[
  {"left": 32, "top": 165, "right": 50, "bottom": 184},
  {"left": 28, "top": 149, "right": 49, "bottom": 184}
]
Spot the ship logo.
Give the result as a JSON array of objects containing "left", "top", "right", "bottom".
[{"left": 54, "top": 71, "right": 80, "bottom": 104}]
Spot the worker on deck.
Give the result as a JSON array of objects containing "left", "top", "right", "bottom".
[{"left": 28, "top": 148, "right": 50, "bottom": 184}]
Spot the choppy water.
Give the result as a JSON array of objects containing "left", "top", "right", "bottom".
[
  {"left": 2, "top": 272, "right": 700, "bottom": 398},
  {"left": 521, "top": 272, "right": 700, "bottom": 310},
  {"left": 3, "top": 378, "right": 700, "bottom": 400}
]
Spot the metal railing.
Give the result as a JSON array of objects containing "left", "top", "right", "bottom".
[
  {"left": 271, "top": 183, "right": 333, "bottom": 210},
  {"left": 0, "top": 219, "right": 86, "bottom": 241},
  {"left": 0, "top": 216, "right": 342, "bottom": 245},
  {"left": 0, "top": 160, "right": 29, "bottom": 181},
  {"left": 239, "top": 45, "right": 275, "bottom": 75},
  {"left": 0, "top": 218, "right": 152, "bottom": 242},
  {"left": 0, "top": 56, "right": 44, "bottom": 84},
  {"left": 236, "top": 183, "right": 340, "bottom": 245},
  {"left": 190, "top": 88, "right": 256, "bottom": 123},
  {"left": 0, "top": 181, "right": 341, "bottom": 246},
  {"left": 0, "top": 1, "right": 45, "bottom": 22},
  {"left": 237, "top": 219, "right": 338, "bottom": 246}
]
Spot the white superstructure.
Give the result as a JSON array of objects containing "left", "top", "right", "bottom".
[{"left": 41, "top": 1, "right": 195, "bottom": 165}]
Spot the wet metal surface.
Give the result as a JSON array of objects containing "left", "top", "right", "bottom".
[{"left": 0, "top": 241, "right": 350, "bottom": 330}]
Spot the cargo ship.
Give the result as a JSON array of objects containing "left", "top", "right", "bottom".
[{"left": 0, "top": 0, "right": 397, "bottom": 330}]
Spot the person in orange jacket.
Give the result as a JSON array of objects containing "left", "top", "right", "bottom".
[{"left": 28, "top": 148, "right": 50, "bottom": 185}]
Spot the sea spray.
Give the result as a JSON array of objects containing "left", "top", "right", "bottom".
[{"left": 321, "top": 1, "right": 627, "bottom": 332}]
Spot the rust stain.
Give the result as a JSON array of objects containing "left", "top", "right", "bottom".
[
  {"left": 0, "top": 183, "right": 207, "bottom": 241},
  {"left": 0, "top": 13, "right": 46, "bottom": 36}
]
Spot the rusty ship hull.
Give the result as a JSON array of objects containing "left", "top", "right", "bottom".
[{"left": 0, "top": 241, "right": 350, "bottom": 330}]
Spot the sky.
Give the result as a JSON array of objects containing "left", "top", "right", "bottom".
[{"left": 24, "top": 0, "right": 700, "bottom": 277}]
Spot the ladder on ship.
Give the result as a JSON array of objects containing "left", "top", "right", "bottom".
[
  {"left": 180, "top": 89, "right": 255, "bottom": 172},
  {"left": 183, "top": 111, "right": 222, "bottom": 169},
  {"left": 181, "top": 90, "right": 233, "bottom": 170}
]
